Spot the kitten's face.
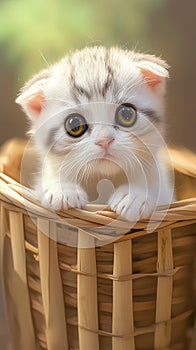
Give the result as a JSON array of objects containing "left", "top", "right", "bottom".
[{"left": 16, "top": 46, "right": 169, "bottom": 181}]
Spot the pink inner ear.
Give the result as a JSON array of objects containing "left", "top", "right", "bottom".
[
  {"left": 28, "top": 92, "right": 45, "bottom": 115},
  {"left": 141, "top": 68, "right": 162, "bottom": 88}
]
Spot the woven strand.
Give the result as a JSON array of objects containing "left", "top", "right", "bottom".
[
  {"left": 77, "top": 229, "right": 99, "bottom": 350},
  {"left": 59, "top": 261, "right": 187, "bottom": 280},
  {"left": 8, "top": 211, "right": 37, "bottom": 350},
  {"left": 154, "top": 229, "right": 174, "bottom": 348},
  {"left": 1, "top": 173, "right": 196, "bottom": 232},
  {"left": 37, "top": 219, "right": 68, "bottom": 350},
  {"left": 112, "top": 240, "right": 135, "bottom": 349},
  {"left": 64, "top": 309, "right": 194, "bottom": 339}
]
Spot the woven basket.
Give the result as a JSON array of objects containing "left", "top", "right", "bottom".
[{"left": 0, "top": 148, "right": 196, "bottom": 350}]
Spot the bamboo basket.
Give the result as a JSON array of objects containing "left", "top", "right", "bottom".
[{"left": 0, "top": 147, "right": 196, "bottom": 350}]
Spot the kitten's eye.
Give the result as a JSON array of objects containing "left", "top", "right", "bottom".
[
  {"left": 64, "top": 114, "right": 88, "bottom": 137},
  {"left": 115, "top": 104, "right": 137, "bottom": 127}
]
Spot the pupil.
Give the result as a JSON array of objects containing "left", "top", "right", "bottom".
[
  {"left": 69, "top": 117, "right": 82, "bottom": 131},
  {"left": 121, "top": 107, "right": 132, "bottom": 120}
]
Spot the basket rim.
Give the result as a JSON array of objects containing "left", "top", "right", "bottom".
[{"left": 0, "top": 171, "right": 196, "bottom": 238}]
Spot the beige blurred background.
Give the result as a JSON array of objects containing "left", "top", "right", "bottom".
[{"left": 0, "top": 0, "right": 195, "bottom": 349}]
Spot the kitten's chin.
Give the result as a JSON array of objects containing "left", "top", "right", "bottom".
[{"left": 92, "top": 158, "right": 122, "bottom": 176}]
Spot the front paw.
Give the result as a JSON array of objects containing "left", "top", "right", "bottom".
[
  {"left": 37, "top": 182, "right": 88, "bottom": 211},
  {"left": 109, "top": 185, "right": 155, "bottom": 221}
]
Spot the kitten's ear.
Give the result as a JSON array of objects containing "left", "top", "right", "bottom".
[
  {"left": 136, "top": 59, "right": 169, "bottom": 95},
  {"left": 16, "top": 69, "right": 50, "bottom": 121}
]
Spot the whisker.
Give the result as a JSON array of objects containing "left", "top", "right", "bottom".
[{"left": 38, "top": 50, "right": 50, "bottom": 67}]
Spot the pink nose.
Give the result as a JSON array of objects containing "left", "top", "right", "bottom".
[{"left": 96, "top": 137, "right": 114, "bottom": 150}]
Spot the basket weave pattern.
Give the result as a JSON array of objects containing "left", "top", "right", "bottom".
[{"left": 0, "top": 170, "right": 196, "bottom": 350}]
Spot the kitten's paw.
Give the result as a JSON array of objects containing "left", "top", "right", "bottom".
[
  {"left": 109, "top": 185, "right": 155, "bottom": 221},
  {"left": 38, "top": 183, "right": 88, "bottom": 211}
]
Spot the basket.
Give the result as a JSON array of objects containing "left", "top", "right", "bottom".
[{"left": 0, "top": 147, "right": 196, "bottom": 350}]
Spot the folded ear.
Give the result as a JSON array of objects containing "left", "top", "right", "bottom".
[
  {"left": 136, "top": 59, "right": 169, "bottom": 95},
  {"left": 16, "top": 69, "right": 50, "bottom": 121}
]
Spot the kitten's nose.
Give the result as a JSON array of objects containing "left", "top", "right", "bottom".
[{"left": 96, "top": 137, "right": 114, "bottom": 150}]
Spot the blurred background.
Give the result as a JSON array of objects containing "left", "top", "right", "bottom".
[
  {"left": 0, "top": 0, "right": 196, "bottom": 151},
  {"left": 0, "top": 0, "right": 196, "bottom": 349}
]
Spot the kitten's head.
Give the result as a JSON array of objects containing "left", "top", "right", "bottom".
[{"left": 16, "top": 46, "right": 169, "bottom": 181}]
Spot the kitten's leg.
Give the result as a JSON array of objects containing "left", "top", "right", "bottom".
[{"left": 36, "top": 180, "right": 88, "bottom": 211}]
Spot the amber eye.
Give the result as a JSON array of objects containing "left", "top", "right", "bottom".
[
  {"left": 115, "top": 104, "right": 137, "bottom": 127},
  {"left": 64, "top": 114, "right": 88, "bottom": 137}
]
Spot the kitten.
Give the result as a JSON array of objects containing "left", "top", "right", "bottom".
[{"left": 16, "top": 46, "right": 173, "bottom": 221}]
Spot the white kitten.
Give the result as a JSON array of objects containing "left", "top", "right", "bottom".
[{"left": 16, "top": 46, "right": 173, "bottom": 221}]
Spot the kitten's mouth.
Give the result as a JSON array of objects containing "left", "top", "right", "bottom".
[
  {"left": 90, "top": 153, "right": 116, "bottom": 164},
  {"left": 99, "top": 154, "right": 115, "bottom": 161},
  {"left": 90, "top": 155, "right": 122, "bottom": 176}
]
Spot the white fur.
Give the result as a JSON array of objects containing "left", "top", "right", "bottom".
[{"left": 16, "top": 46, "right": 173, "bottom": 220}]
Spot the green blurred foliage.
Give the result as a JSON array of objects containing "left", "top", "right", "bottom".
[
  {"left": 0, "top": 0, "right": 166, "bottom": 81},
  {"left": 0, "top": 0, "right": 94, "bottom": 78},
  {"left": 92, "top": 0, "right": 166, "bottom": 46}
]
